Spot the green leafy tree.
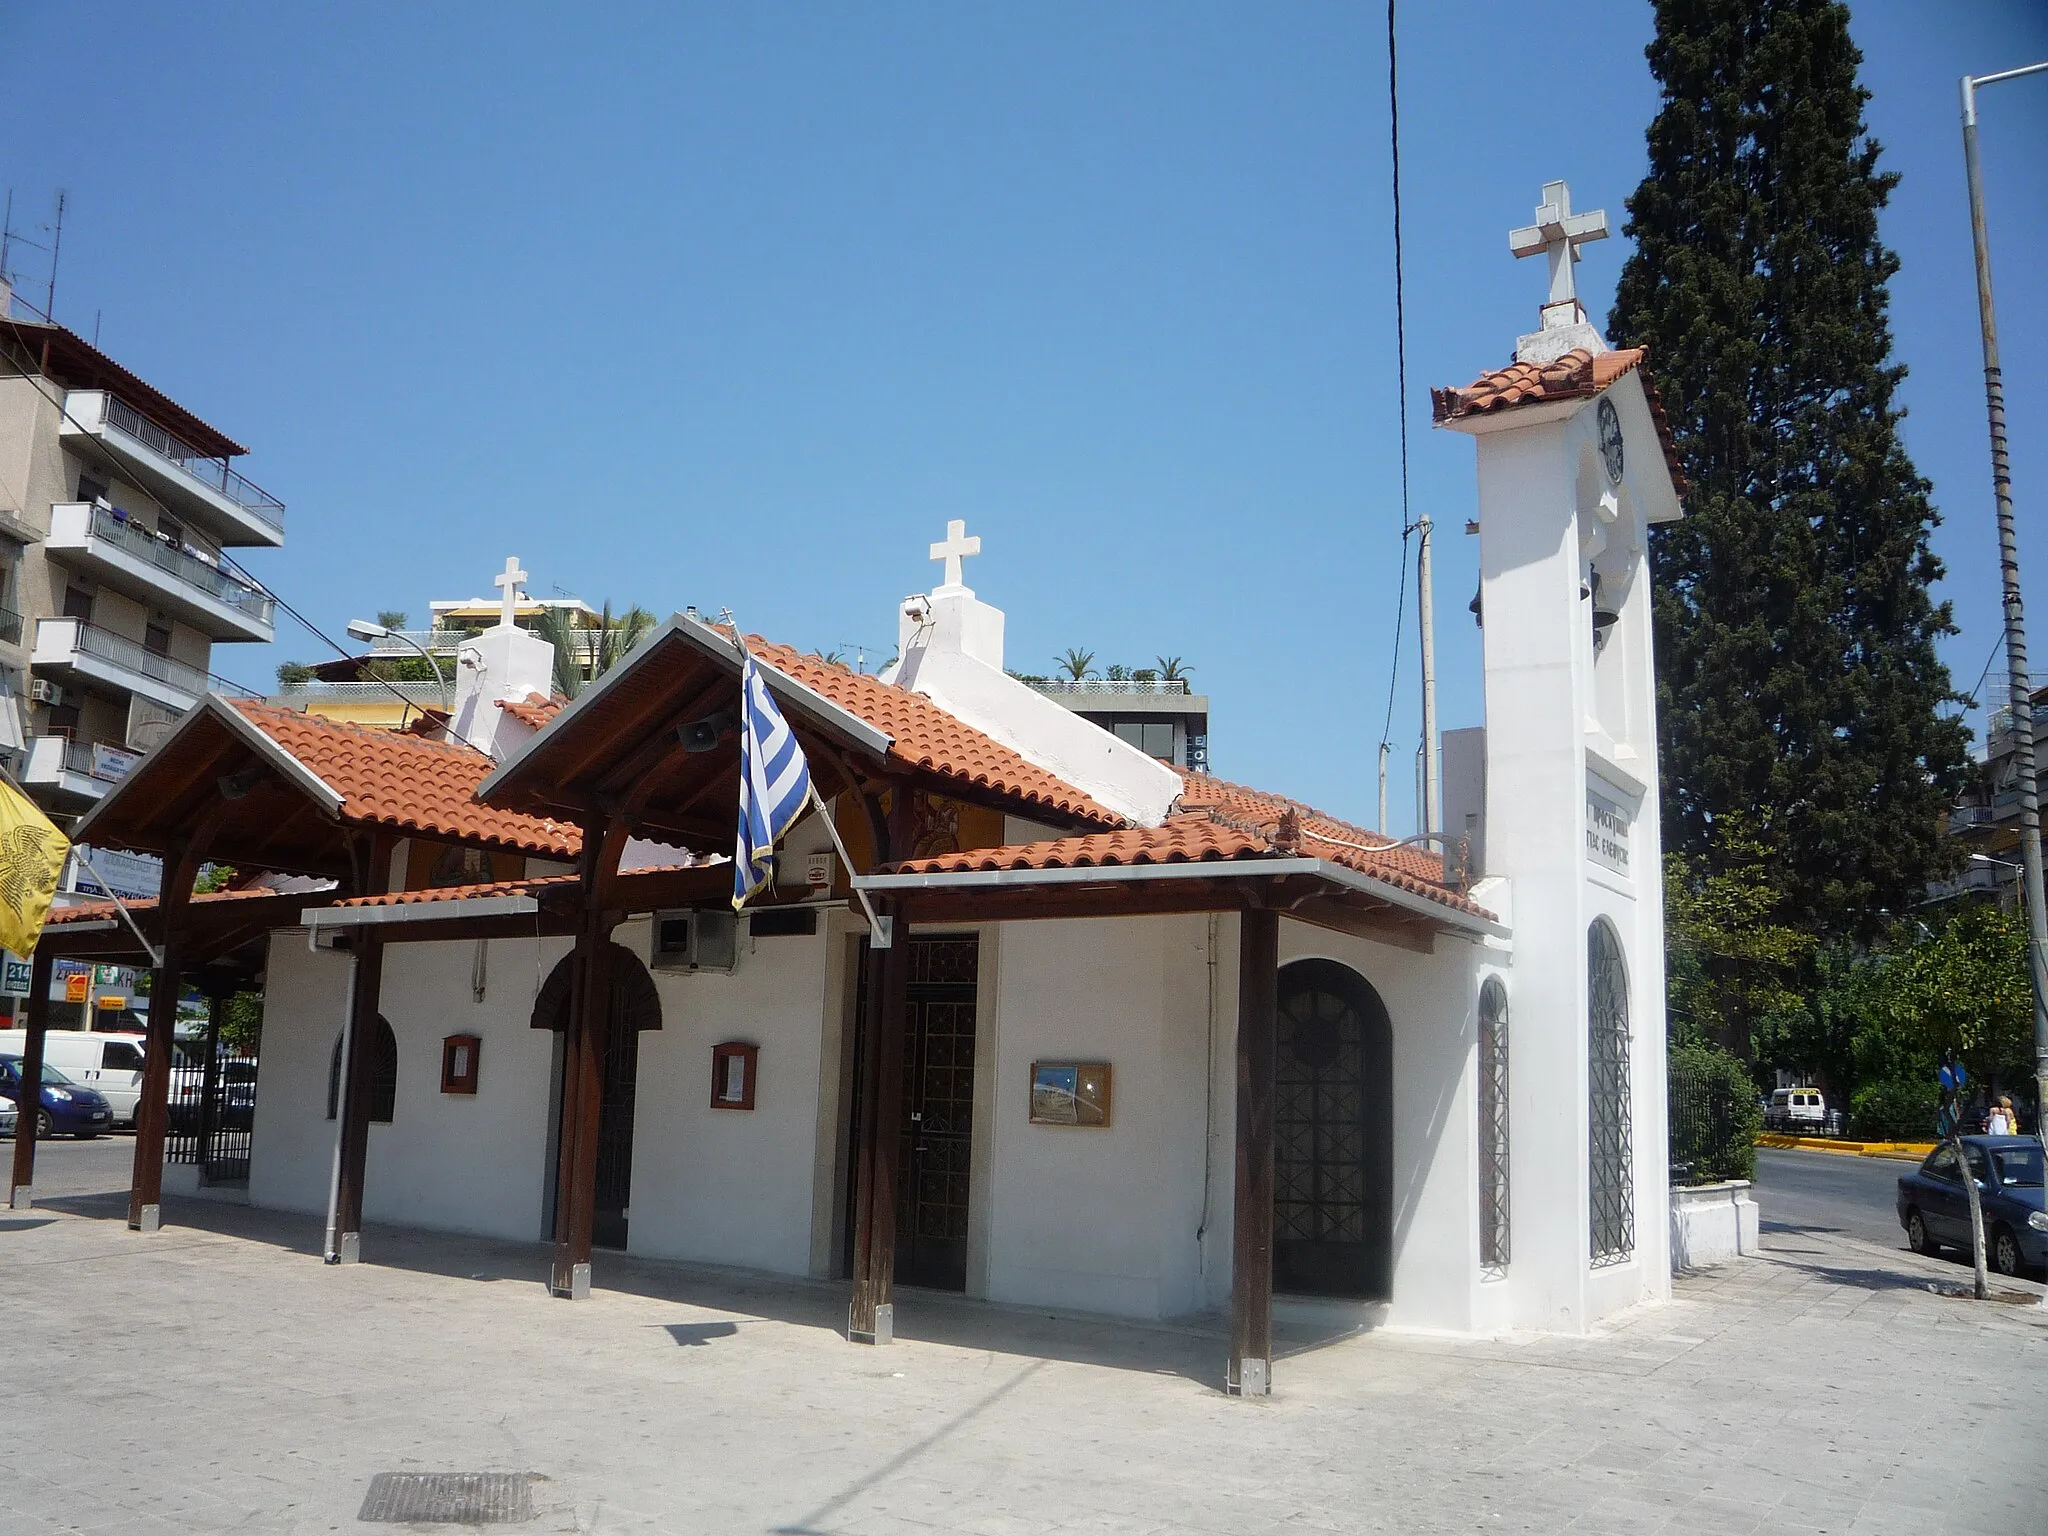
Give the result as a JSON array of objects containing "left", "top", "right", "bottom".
[
  {"left": 375, "top": 610, "right": 409, "bottom": 631},
  {"left": 1155, "top": 655, "right": 1192, "bottom": 682},
  {"left": 1668, "top": 1039, "right": 1764, "bottom": 1181},
  {"left": 1663, "top": 816, "right": 1812, "bottom": 1058},
  {"left": 1861, "top": 905, "right": 2034, "bottom": 1097},
  {"left": 275, "top": 661, "right": 316, "bottom": 685},
  {"left": 1608, "top": 0, "right": 1970, "bottom": 941}
]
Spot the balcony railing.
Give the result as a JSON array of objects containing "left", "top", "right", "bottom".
[
  {"left": 1949, "top": 804, "right": 1998, "bottom": 829},
  {"left": 83, "top": 505, "right": 275, "bottom": 624},
  {"left": 98, "top": 394, "right": 285, "bottom": 534},
  {"left": 0, "top": 605, "right": 21, "bottom": 646},
  {"left": 51, "top": 620, "right": 211, "bottom": 700},
  {"left": 1027, "top": 677, "right": 1193, "bottom": 695},
  {"left": 276, "top": 679, "right": 455, "bottom": 710}
]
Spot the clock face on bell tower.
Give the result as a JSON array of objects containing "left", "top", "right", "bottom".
[{"left": 1597, "top": 397, "right": 1624, "bottom": 484}]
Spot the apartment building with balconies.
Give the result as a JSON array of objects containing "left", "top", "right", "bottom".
[{"left": 0, "top": 280, "right": 282, "bottom": 834}]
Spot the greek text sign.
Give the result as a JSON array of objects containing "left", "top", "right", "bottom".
[{"left": 1586, "top": 776, "right": 1634, "bottom": 878}]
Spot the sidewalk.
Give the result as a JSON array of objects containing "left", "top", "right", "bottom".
[{"left": 2, "top": 1188, "right": 2043, "bottom": 1535}]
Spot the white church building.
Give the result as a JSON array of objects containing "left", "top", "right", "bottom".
[{"left": 25, "top": 183, "right": 1683, "bottom": 1393}]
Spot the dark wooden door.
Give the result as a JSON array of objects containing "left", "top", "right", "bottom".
[
  {"left": 845, "top": 934, "right": 979, "bottom": 1291},
  {"left": 592, "top": 1018, "right": 639, "bottom": 1251},
  {"left": 1273, "top": 958, "right": 1393, "bottom": 1299}
]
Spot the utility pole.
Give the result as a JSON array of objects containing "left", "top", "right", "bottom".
[
  {"left": 1961, "top": 61, "right": 2048, "bottom": 1146},
  {"left": 1417, "top": 510, "right": 1440, "bottom": 840}
]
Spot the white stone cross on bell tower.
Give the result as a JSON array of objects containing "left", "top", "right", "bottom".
[
  {"left": 493, "top": 555, "right": 529, "bottom": 629},
  {"left": 1509, "top": 180, "right": 1609, "bottom": 312},
  {"left": 928, "top": 519, "right": 981, "bottom": 594}
]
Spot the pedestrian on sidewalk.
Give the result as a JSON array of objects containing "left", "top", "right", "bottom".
[{"left": 1985, "top": 1096, "right": 2016, "bottom": 1136}]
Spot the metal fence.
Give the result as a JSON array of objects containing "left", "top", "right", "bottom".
[
  {"left": 1669, "top": 1060, "right": 1740, "bottom": 1184},
  {"left": 165, "top": 1039, "right": 259, "bottom": 1183}
]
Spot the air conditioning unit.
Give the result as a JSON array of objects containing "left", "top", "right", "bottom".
[
  {"left": 649, "top": 908, "right": 742, "bottom": 974},
  {"left": 29, "top": 679, "right": 64, "bottom": 707}
]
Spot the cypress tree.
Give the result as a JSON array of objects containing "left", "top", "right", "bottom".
[{"left": 1609, "top": 0, "right": 1970, "bottom": 941}]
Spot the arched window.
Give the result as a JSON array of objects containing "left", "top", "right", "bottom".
[
  {"left": 328, "top": 1017, "right": 399, "bottom": 1124},
  {"left": 1587, "top": 920, "right": 1634, "bottom": 1265},
  {"left": 1477, "top": 978, "right": 1510, "bottom": 1273},
  {"left": 1274, "top": 958, "right": 1394, "bottom": 1301}
]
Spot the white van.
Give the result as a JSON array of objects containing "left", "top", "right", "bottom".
[
  {"left": 0, "top": 1031, "right": 149, "bottom": 1126},
  {"left": 1766, "top": 1086, "right": 1827, "bottom": 1133}
]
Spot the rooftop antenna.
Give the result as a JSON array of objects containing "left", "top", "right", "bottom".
[
  {"left": 43, "top": 190, "right": 65, "bottom": 319},
  {"left": 1, "top": 189, "right": 13, "bottom": 284}
]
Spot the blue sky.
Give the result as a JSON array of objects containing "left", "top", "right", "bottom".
[{"left": 3, "top": 2, "right": 2044, "bottom": 830}]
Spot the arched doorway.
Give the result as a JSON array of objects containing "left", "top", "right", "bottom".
[
  {"left": 533, "top": 944, "right": 662, "bottom": 1251},
  {"left": 1274, "top": 957, "right": 1394, "bottom": 1299}
]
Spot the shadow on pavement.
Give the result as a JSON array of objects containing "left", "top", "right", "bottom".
[{"left": 33, "top": 1187, "right": 1383, "bottom": 1387}]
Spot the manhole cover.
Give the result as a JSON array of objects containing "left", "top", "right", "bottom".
[{"left": 359, "top": 1472, "right": 535, "bottom": 1524}]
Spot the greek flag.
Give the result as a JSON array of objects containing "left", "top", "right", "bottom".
[{"left": 734, "top": 646, "right": 815, "bottom": 908}]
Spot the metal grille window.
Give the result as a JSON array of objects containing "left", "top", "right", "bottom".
[
  {"left": 1477, "top": 978, "right": 1510, "bottom": 1274},
  {"left": 1587, "top": 920, "right": 1634, "bottom": 1265}
]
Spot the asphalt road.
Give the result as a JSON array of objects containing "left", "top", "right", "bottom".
[{"left": 1752, "top": 1146, "right": 1912, "bottom": 1251}]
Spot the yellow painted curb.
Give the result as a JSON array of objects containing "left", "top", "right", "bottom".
[{"left": 1756, "top": 1133, "right": 1934, "bottom": 1160}]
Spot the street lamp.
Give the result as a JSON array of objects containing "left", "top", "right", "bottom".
[
  {"left": 345, "top": 618, "right": 448, "bottom": 701},
  {"left": 1960, "top": 60, "right": 2048, "bottom": 1143}
]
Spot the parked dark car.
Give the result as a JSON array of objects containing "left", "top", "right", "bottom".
[
  {"left": 0, "top": 1054, "right": 115, "bottom": 1139},
  {"left": 1896, "top": 1136, "right": 2047, "bottom": 1278}
]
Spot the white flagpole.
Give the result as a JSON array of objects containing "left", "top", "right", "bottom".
[
  {"left": 807, "top": 785, "right": 892, "bottom": 950},
  {"left": 724, "top": 614, "right": 892, "bottom": 949}
]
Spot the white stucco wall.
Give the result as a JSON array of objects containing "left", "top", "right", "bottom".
[
  {"left": 979, "top": 914, "right": 1215, "bottom": 1319},
  {"left": 247, "top": 929, "right": 572, "bottom": 1243},
  {"left": 623, "top": 914, "right": 838, "bottom": 1277}
]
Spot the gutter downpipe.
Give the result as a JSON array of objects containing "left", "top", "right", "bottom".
[
  {"left": 319, "top": 934, "right": 358, "bottom": 1265},
  {"left": 855, "top": 856, "right": 1506, "bottom": 940},
  {"left": 1195, "top": 911, "right": 1220, "bottom": 1272}
]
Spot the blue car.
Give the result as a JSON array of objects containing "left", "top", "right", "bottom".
[
  {"left": 1897, "top": 1135, "right": 2047, "bottom": 1279},
  {"left": 0, "top": 1053, "right": 114, "bottom": 1140}
]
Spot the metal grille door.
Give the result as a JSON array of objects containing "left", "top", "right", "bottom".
[
  {"left": 1588, "top": 921, "right": 1634, "bottom": 1265},
  {"left": 1274, "top": 959, "right": 1392, "bottom": 1299},
  {"left": 592, "top": 1019, "right": 639, "bottom": 1252},
  {"left": 895, "top": 936, "right": 978, "bottom": 1291}
]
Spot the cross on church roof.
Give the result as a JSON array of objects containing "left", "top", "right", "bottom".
[
  {"left": 1508, "top": 180, "right": 1608, "bottom": 311},
  {"left": 494, "top": 556, "right": 529, "bottom": 629},
  {"left": 929, "top": 519, "right": 981, "bottom": 593}
]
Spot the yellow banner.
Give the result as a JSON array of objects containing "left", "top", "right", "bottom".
[{"left": 0, "top": 776, "right": 70, "bottom": 958}]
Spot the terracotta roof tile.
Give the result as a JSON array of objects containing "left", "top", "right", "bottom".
[
  {"left": 230, "top": 700, "right": 582, "bottom": 858},
  {"left": 745, "top": 639, "right": 1125, "bottom": 829},
  {"left": 1430, "top": 346, "right": 1684, "bottom": 493},
  {"left": 499, "top": 693, "right": 567, "bottom": 731},
  {"left": 327, "top": 874, "right": 579, "bottom": 908},
  {"left": 887, "top": 769, "right": 1493, "bottom": 923},
  {"left": 45, "top": 887, "right": 281, "bottom": 927}
]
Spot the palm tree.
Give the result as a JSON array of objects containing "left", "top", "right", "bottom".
[
  {"left": 533, "top": 602, "right": 656, "bottom": 699},
  {"left": 1056, "top": 648, "right": 1097, "bottom": 681},
  {"left": 1155, "top": 655, "right": 1192, "bottom": 682}
]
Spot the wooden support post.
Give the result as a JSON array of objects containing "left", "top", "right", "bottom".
[
  {"left": 8, "top": 950, "right": 54, "bottom": 1208},
  {"left": 847, "top": 899, "right": 911, "bottom": 1344},
  {"left": 129, "top": 934, "right": 184, "bottom": 1232},
  {"left": 551, "top": 815, "right": 627, "bottom": 1300},
  {"left": 550, "top": 919, "right": 613, "bottom": 1297},
  {"left": 1229, "top": 905, "right": 1279, "bottom": 1397},
  {"left": 331, "top": 934, "right": 385, "bottom": 1263}
]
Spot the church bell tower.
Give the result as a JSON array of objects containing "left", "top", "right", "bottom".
[{"left": 1433, "top": 181, "right": 1684, "bottom": 1329}]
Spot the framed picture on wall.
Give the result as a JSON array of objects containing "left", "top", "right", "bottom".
[
  {"left": 440, "top": 1034, "right": 481, "bottom": 1095},
  {"left": 1029, "top": 1060, "right": 1111, "bottom": 1127},
  {"left": 711, "top": 1041, "right": 758, "bottom": 1110}
]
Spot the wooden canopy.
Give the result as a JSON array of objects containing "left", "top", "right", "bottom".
[{"left": 477, "top": 615, "right": 891, "bottom": 850}]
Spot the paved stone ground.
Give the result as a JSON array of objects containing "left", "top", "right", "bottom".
[{"left": 2, "top": 1156, "right": 2044, "bottom": 1534}]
